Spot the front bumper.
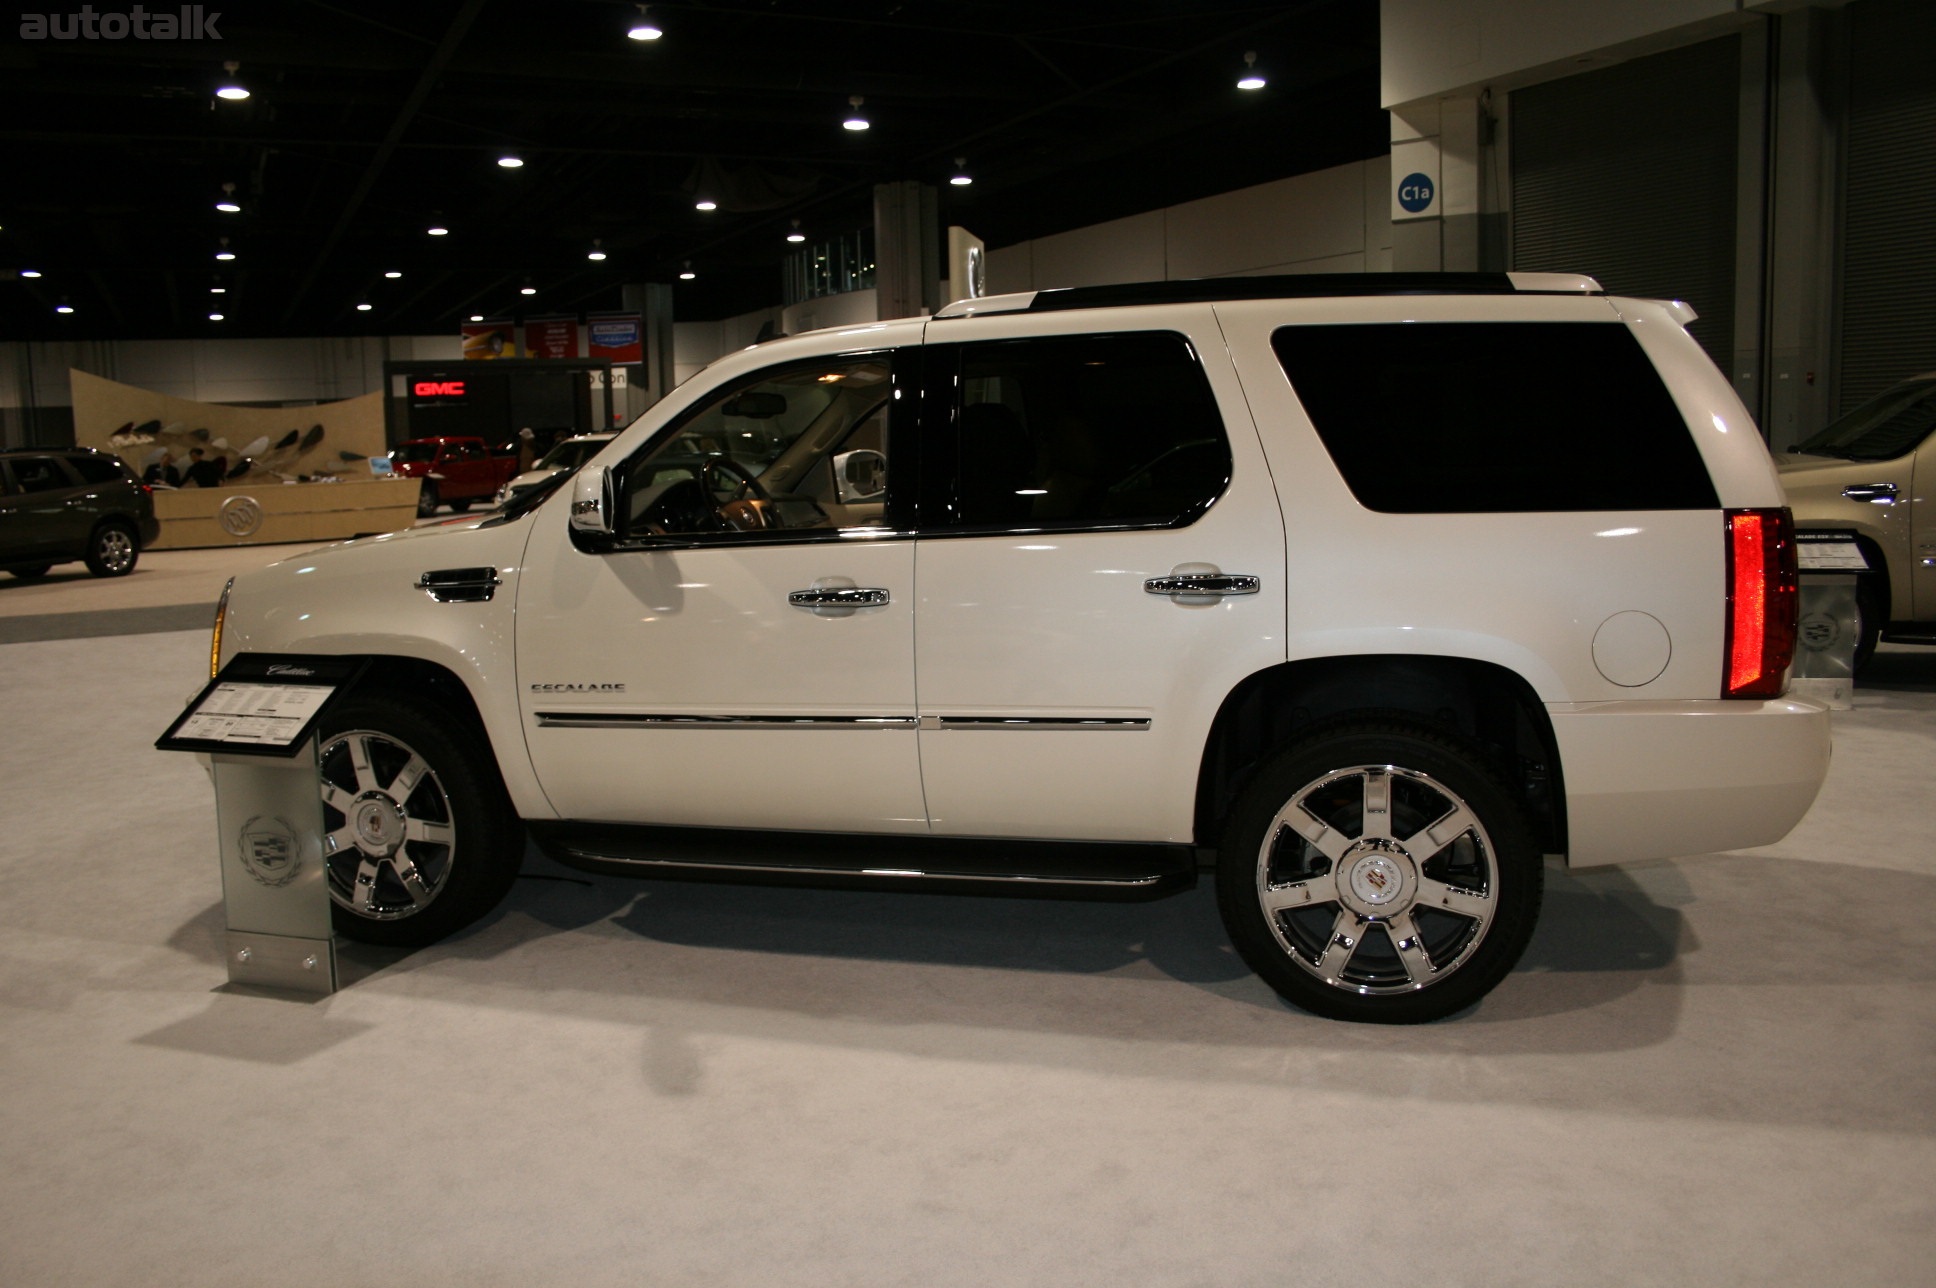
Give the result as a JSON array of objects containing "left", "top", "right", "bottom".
[{"left": 1550, "top": 695, "right": 1832, "bottom": 866}]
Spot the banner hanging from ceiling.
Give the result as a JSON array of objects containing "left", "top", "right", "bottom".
[
  {"left": 524, "top": 316, "right": 580, "bottom": 360},
  {"left": 587, "top": 312, "right": 643, "bottom": 365},
  {"left": 461, "top": 318, "right": 515, "bottom": 360}
]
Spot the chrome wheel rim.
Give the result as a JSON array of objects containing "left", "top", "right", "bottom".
[
  {"left": 97, "top": 528, "right": 134, "bottom": 573},
  {"left": 319, "top": 729, "right": 456, "bottom": 919},
  {"left": 1255, "top": 763, "right": 1497, "bottom": 995}
]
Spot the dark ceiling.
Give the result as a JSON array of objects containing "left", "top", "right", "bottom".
[{"left": 0, "top": 0, "right": 1384, "bottom": 342}]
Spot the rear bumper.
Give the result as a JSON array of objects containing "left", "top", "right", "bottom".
[{"left": 1549, "top": 695, "right": 1832, "bottom": 867}]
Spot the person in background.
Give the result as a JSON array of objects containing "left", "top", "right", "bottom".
[
  {"left": 143, "top": 451, "right": 180, "bottom": 487},
  {"left": 182, "top": 447, "right": 225, "bottom": 488}
]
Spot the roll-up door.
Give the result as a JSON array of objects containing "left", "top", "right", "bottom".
[
  {"left": 1838, "top": 0, "right": 1936, "bottom": 411},
  {"left": 1511, "top": 37, "right": 1741, "bottom": 372}
]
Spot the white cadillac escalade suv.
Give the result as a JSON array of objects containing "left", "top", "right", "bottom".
[{"left": 209, "top": 272, "right": 1831, "bottom": 1023}]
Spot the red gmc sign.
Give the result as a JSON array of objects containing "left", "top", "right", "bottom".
[{"left": 413, "top": 380, "right": 466, "bottom": 397}]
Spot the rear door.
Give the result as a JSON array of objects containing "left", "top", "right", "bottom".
[
  {"left": 0, "top": 456, "right": 88, "bottom": 561},
  {"left": 909, "top": 309, "right": 1287, "bottom": 843}
]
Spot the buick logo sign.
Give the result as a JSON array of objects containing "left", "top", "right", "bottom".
[{"left": 219, "top": 494, "right": 263, "bottom": 537}]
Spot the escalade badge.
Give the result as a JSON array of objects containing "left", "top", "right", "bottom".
[{"left": 528, "top": 683, "right": 626, "bottom": 692}]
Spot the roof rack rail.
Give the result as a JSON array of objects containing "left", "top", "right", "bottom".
[{"left": 934, "top": 271, "right": 1604, "bottom": 318}]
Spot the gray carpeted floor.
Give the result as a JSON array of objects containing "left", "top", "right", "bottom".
[{"left": 2, "top": 629, "right": 1931, "bottom": 1287}]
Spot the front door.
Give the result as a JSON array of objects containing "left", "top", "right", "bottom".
[
  {"left": 910, "top": 316, "right": 1287, "bottom": 844},
  {"left": 516, "top": 350, "right": 928, "bottom": 834}
]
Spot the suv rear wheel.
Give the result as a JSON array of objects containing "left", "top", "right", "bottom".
[
  {"left": 1216, "top": 720, "right": 1542, "bottom": 1024},
  {"left": 83, "top": 522, "right": 138, "bottom": 577},
  {"left": 317, "top": 692, "right": 524, "bottom": 946}
]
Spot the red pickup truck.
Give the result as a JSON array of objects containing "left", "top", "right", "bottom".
[{"left": 387, "top": 437, "right": 521, "bottom": 517}]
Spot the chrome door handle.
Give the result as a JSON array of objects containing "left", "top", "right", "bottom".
[
  {"left": 1143, "top": 574, "right": 1260, "bottom": 596},
  {"left": 1842, "top": 483, "right": 1898, "bottom": 504},
  {"left": 788, "top": 587, "right": 890, "bottom": 607}
]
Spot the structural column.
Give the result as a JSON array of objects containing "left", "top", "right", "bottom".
[
  {"left": 873, "top": 181, "right": 940, "bottom": 321},
  {"left": 621, "top": 282, "right": 675, "bottom": 421},
  {"left": 1389, "top": 96, "right": 1494, "bottom": 273}
]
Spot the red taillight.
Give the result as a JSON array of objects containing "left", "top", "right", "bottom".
[{"left": 1723, "top": 507, "right": 1798, "bottom": 698}]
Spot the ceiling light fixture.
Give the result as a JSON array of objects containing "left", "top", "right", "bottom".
[
  {"left": 678, "top": 261, "right": 696, "bottom": 281},
  {"left": 210, "top": 287, "right": 226, "bottom": 294},
  {"left": 843, "top": 95, "right": 870, "bottom": 131},
  {"left": 497, "top": 154, "right": 524, "bottom": 169},
  {"left": 20, "top": 270, "right": 43, "bottom": 278},
  {"left": 1237, "top": 51, "right": 1267, "bottom": 90},
  {"left": 215, "top": 60, "right": 249, "bottom": 101},
  {"left": 786, "top": 218, "right": 806, "bottom": 244},
  {"left": 468, "top": 314, "right": 484, "bottom": 322},
  {"left": 949, "top": 157, "right": 973, "bottom": 186},
  {"left": 214, "top": 236, "right": 235, "bottom": 261},
  {"left": 56, "top": 304, "right": 75, "bottom": 314},
  {"left": 587, "top": 239, "right": 608, "bottom": 262},
  {"left": 695, "top": 199, "right": 718, "bottom": 212},
  {"left": 356, "top": 303, "right": 373, "bottom": 312},
  {"left": 427, "top": 225, "right": 449, "bottom": 236},
  {"left": 216, "top": 181, "right": 241, "bottom": 213},
  {"left": 627, "top": 4, "right": 662, "bottom": 40},
  {"left": 209, "top": 312, "right": 225, "bottom": 321},
  {"left": 384, "top": 270, "right": 402, "bottom": 279},
  {"left": 520, "top": 285, "right": 537, "bottom": 295}
]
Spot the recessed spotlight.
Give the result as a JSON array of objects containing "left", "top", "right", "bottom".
[
  {"left": 208, "top": 312, "right": 225, "bottom": 321},
  {"left": 384, "top": 271, "right": 403, "bottom": 279},
  {"left": 215, "top": 60, "right": 249, "bottom": 101},
  {"left": 427, "top": 226, "right": 449, "bottom": 236},
  {"left": 520, "top": 286, "right": 537, "bottom": 295},
  {"left": 20, "top": 269, "right": 42, "bottom": 278},
  {"left": 497, "top": 154, "right": 524, "bottom": 169},
  {"left": 356, "top": 303, "right": 372, "bottom": 311},
  {"left": 56, "top": 304, "right": 75, "bottom": 314},
  {"left": 469, "top": 314, "right": 484, "bottom": 322},
  {"left": 695, "top": 200, "right": 717, "bottom": 211},
  {"left": 215, "top": 251, "right": 236, "bottom": 261},
  {"left": 210, "top": 287, "right": 226, "bottom": 294},
  {"left": 843, "top": 95, "right": 869, "bottom": 131},
  {"left": 627, "top": 5, "right": 662, "bottom": 40},
  {"left": 1237, "top": 51, "right": 1267, "bottom": 90}
]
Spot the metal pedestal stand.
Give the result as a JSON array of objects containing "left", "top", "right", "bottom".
[
  {"left": 1792, "top": 572, "right": 1858, "bottom": 710},
  {"left": 212, "top": 741, "right": 337, "bottom": 995}
]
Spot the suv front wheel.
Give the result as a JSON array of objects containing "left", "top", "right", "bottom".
[
  {"left": 317, "top": 691, "right": 524, "bottom": 946},
  {"left": 1217, "top": 721, "right": 1542, "bottom": 1024}
]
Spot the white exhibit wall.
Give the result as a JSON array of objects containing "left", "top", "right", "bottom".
[
  {"left": 984, "top": 157, "right": 1392, "bottom": 295},
  {"left": 1380, "top": 0, "right": 1744, "bottom": 106},
  {"left": 0, "top": 334, "right": 460, "bottom": 413}
]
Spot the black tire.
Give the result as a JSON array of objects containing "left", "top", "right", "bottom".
[
  {"left": 416, "top": 481, "right": 439, "bottom": 518},
  {"left": 1216, "top": 720, "right": 1542, "bottom": 1024},
  {"left": 448, "top": 496, "right": 472, "bottom": 512},
  {"left": 8, "top": 565, "right": 53, "bottom": 579},
  {"left": 317, "top": 690, "right": 524, "bottom": 946},
  {"left": 83, "top": 522, "right": 139, "bottom": 577}
]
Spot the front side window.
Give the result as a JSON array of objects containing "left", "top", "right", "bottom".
[
  {"left": 391, "top": 443, "right": 440, "bottom": 464},
  {"left": 1794, "top": 377, "right": 1936, "bottom": 462},
  {"left": 620, "top": 356, "right": 894, "bottom": 539},
  {"left": 935, "top": 331, "right": 1232, "bottom": 532}
]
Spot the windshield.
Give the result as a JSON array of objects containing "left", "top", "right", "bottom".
[
  {"left": 1795, "top": 377, "right": 1936, "bottom": 461},
  {"left": 535, "top": 437, "right": 611, "bottom": 471},
  {"left": 390, "top": 442, "right": 442, "bottom": 464}
]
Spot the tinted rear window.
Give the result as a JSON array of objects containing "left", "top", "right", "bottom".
[
  {"left": 1271, "top": 322, "right": 1719, "bottom": 512},
  {"left": 70, "top": 455, "right": 126, "bottom": 484}
]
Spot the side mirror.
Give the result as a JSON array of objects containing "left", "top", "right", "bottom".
[
  {"left": 569, "top": 465, "right": 616, "bottom": 535},
  {"left": 834, "top": 449, "right": 887, "bottom": 502}
]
